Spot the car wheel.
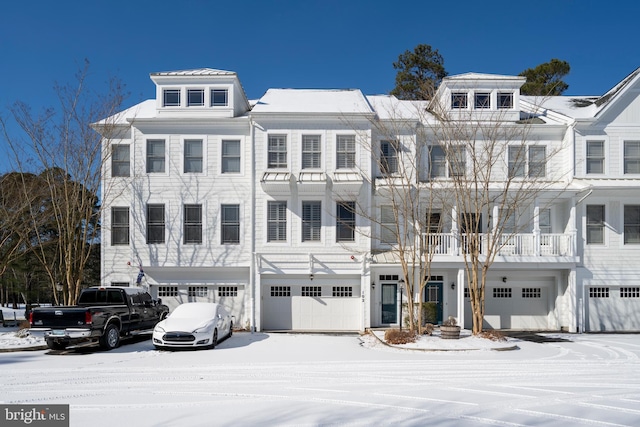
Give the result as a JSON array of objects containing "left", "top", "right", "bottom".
[
  {"left": 100, "top": 324, "right": 120, "bottom": 350},
  {"left": 210, "top": 329, "right": 218, "bottom": 349}
]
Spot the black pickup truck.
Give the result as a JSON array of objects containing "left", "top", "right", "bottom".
[{"left": 29, "top": 286, "right": 169, "bottom": 351}]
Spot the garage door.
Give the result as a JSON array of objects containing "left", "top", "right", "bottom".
[
  {"left": 262, "top": 284, "right": 361, "bottom": 331},
  {"left": 482, "top": 281, "right": 551, "bottom": 330},
  {"left": 587, "top": 286, "right": 640, "bottom": 332}
]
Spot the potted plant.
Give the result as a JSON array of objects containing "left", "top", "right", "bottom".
[{"left": 440, "top": 316, "right": 461, "bottom": 339}]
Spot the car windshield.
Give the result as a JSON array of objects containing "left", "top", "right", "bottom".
[{"left": 170, "top": 303, "right": 217, "bottom": 319}]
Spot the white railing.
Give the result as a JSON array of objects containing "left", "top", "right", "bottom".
[{"left": 422, "top": 233, "right": 574, "bottom": 257}]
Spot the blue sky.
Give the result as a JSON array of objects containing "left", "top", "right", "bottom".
[{"left": 1, "top": 0, "right": 639, "bottom": 117}]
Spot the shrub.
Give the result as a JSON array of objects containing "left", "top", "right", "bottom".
[
  {"left": 443, "top": 316, "right": 458, "bottom": 327},
  {"left": 422, "top": 323, "right": 435, "bottom": 335},
  {"left": 384, "top": 328, "right": 417, "bottom": 344},
  {"left": 477, "top": 330, "right": 506, "bottom": 342}
]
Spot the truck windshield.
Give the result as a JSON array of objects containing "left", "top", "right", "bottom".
[{"left": 78, "top": 289, "right": 125, "bottom": 305}]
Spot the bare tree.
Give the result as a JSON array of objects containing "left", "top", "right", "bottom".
[{"left": 1, "top": 61, "right": 128, "bottom": 304}]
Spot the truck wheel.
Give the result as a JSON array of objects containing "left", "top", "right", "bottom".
[
  {"left": 100, "top": 324, "right": 120, "bottom": 350},
  {"left": 46, "top": 340, "right": 67, "bottom": 351}
]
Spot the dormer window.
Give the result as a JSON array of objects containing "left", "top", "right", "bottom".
[
  {"left": 474, "top": 93, "right": 490, "bottom": 109},
  {"left": 187, "top": 89, "right": 204, "bottom": 106},
  {"left": 451, "top": 92, "right": 468, "bottom": 109},
  {"left": 163, "top": 89, "right": 180, "bottom": 107},
  {"left": 211, "top": 89, "right": 228, "bottom": 106},
  {"left": 498, "top": 92, "right": 513, "bottom": 109}
]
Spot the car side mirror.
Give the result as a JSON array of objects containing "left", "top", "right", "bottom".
[{"left": 157, "top": 298, "right": 162, "bottom": 305}]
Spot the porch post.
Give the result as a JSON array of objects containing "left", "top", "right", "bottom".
[
  {"left": 533, "top": 202, "right": 541, "bottom": 256},
  {"left": 456, "top": 268, "right": 466, "bottom": 328},
  {"left": 451, "top": 205, "right": 459, "bottom": 255}
]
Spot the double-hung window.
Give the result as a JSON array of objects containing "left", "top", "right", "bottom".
[
  {"left": 163, "top": 89, "right": 180, "bottom": 107},
  {"left": 267, "top": 201, "right": 287, "bottom": 242},
  {"left": 146, "top": 140, "right": 165, "bottom": 173},
  {"left": 302, "top": 135, "right": 321, "bottom": 169},
  {"left": 336, "top": 201, "right": 356, "bottom": 242},
  {"left": 187, "top": 89, "right": 204, "bottom": 106},
  {"left": 221, "top": 204, "right": 240, "bottom": 244},
  {"left": 428, "top": 145, "right": 446, "bottom": 178},
  {"left": 183, "top": 204, "right": 202, "bottom": 244},
  {"left": 380, "top": 206, "right": 396, "bottom": 244},
  {"left": 586, "top": 205, "right": 605, "bottom": 244},
  {"left": 184, "top": 139, "right": 203, "bottom": 173},
  {"left": 336, "top": 135, "right": 356, "bottom": 169},
  {"left": 302, "top": 201, "right": 321, "bottom": 242},
  {"left": 449, "top": 146, "right": 466, "bottom": 177},
  {"left": 586, "top": 141, "right": 605, "bottom": 174},
  {"left": 380, "top": 140, "right": 398, "bottom": 175},
  {"left": 112, "top": 145, "right": 130, "bottom": 177},
  {"left": 528, "top": 146, "right": 546, "bottom": 178},
  {"left": 146, "top": 204, "right": 165, "bottom": 244},
  {"left": 624, "top": 205, "right": 640, "bottom": 244},
  {"left": 111, "top": 207, "right": 129, "bottom": 246},
  {"left": 508, "top": 145, "right": 526, "bottom": 178},
  {"left": 222, "top": 140, "right": 241, "bottom": 173},
  {"left": 624, "top": 141, "right": 640, "bottom": 174},
  {"left": 268, "top": 135, "right": 287, "bottom": 168},
  {"left": 211, "top": 89, "right": 228, "bottom": 106}
]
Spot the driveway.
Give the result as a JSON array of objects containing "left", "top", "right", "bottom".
[{"left": 2, "top": 332, "right": 640, "bottom": 426}]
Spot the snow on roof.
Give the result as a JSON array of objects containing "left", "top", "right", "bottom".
[
  {"left": 366, "top": 95, "right": 428, "bottom": 121},
  {"left": 445, "top": 72, "right": 526, "bottom": 82},
  {"left": 251, "top": 89, "right": 374, "bottom": 114}
]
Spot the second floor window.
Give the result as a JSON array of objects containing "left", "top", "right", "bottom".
[
  {"left": 336, "top": 135, "right": 356, "bottom": 169},
  {"left": 450, "top": 146, "right": 466, "bottom": 177},
  {"left": 267, "top": 201, "right": 287, "bottom": 242},
  {"left": 302, "top": 201, "right": 321, "bottom": 242},
  {"left": 302, "top": 135, "right": 321, "bottom": 169},
  {"left": 146, "top": 204, "right": 165, "bottom": 244},
  {"left": 111, "top": 207, "right": 129, "bottom": 246},
  {"left": 624, "top": 141, "right": 640, "bottom": 174},
  {"left": 586, "top": 204, "right": 605, "bottom": 245},
  {"left": 429, "top": 145, "right": 446, "bottom": 178},
  {"left": 380, "top": 140, "right": 398, "bottom": 175},
  {"left": 184, "top": 204, "right": 202, "bottom": 244},
  {"left": 268, "top": 135, "right": 287, "bottom": 168},
  {"left": 111, "top": 144, "right": 130, "bottom": 177},
  {"left": 508, "top": 145, "right": 526, "bottom": 178},
  {"left": 528, "top": 146, "right": 546, "bottom": 178},
  {"left": 380, "top": 206, "right": 396, "bottom": 244},
  {"left": 336, "top": 201, "right": 356, "bottom": 242},
  {"left": 624, "top": 205, "right": 640, "bottom": 244},
  {"left": 222, "top": 140, "right": 241, "bottom": 173},
  {"left": 184, "top": 139, "right": 203, "bottom": 173},
  {"left": 586, "top": 141, "right": 604, "bottom": 174},
  {"left": 221, "top": 204, "right": 240, "bottom": 244},
  {"left": 146, "top": 140, "right": 165, "bottom": 173}
]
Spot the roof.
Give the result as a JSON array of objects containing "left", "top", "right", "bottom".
[
  {"left": 444, "top": 72, "right": 526, "bottom": 82},
  {"left": 366, "top": 95, "right": 428, "bottom": 121},
  {"left": 150, "top": 68, "right": 236, "bottom": 76},
  {"left": 251, "top": 89, "right": 374, "bottom": 114}
]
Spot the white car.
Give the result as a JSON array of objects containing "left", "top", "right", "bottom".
[{"left": 152, "top": 303, "right": 233, "bottom": 350}]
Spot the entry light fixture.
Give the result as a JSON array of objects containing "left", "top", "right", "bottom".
[
  {"left": 309, "top": 273, "right": 314, "bottom": 281},
  {"left": 371, "top": 282, "right": 375, "bottom": 289},
  {"left": 451, "top": 282, "right": 455, "bottom": 290},
  {"left": 502, "top": 276, "right": 507, "bottom": 283}
]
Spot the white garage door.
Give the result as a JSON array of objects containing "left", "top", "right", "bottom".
[
  {"left": 482, "top": 281, "right": 551, "bottom": 330},
  {"left": 587, "top": 286, "right": 640, "bottom": 332},
  {"left": 262, "top": 284, "right": 361, "bottom": 331}
]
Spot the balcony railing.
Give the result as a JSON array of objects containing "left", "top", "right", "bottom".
[{"left": 422, "top": 233, "right": 575, "bottom": 257}]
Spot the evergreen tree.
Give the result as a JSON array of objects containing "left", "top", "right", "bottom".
[
  {"left": 519, "top": 59, "right": 570, "bottom": 96},
  {"left": 391, "top": 44, "right": 448, "bottom": 100}
]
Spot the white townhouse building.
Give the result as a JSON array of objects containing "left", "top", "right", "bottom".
[{"left": 97, "top": 67, "right": 640, "bottom": 333}]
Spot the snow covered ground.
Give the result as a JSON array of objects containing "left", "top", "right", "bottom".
[{"left": 2, "top": 323, "right": 640, "bottom": 426}]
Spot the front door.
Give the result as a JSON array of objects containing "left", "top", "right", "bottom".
[
  {"left": 424, "top": 281, "right": 443, "bottom": 324},
  {"left": 381, "top": 284, "right": 397, "bottom": 324}
]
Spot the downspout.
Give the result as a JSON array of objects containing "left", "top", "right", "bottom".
[{"left": 249, "top": 117, "right": 256, "bottom": 333}]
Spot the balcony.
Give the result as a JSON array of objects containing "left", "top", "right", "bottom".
[{"left": 422, "top": 233, "right": 575, "bottom": 257}]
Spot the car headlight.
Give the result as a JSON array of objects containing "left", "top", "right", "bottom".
[
  {"left": 192, "top": 322, "right": 213, "bottom": 334},
  {"left": 154, "top": 325, "right": 165, "bottom": 333}
]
